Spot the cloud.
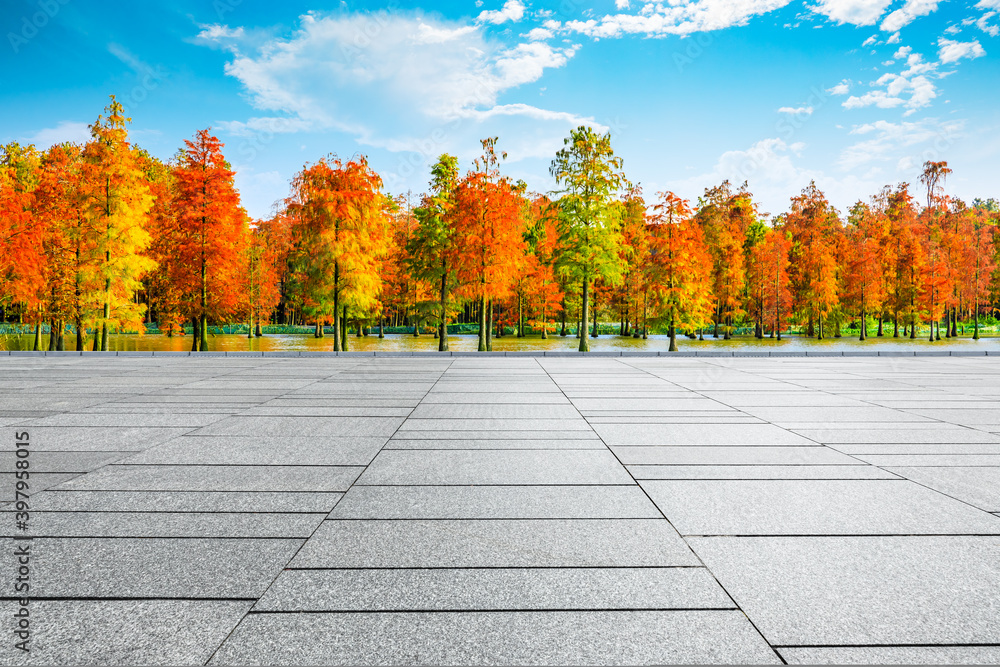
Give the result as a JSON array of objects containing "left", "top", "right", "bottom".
[
  {"left": 893, "top": 45, "right": 912, "bottom": 59},
  {"left": 205, "top": 10, "right": 596, "bottom": 183},
  {"left": 842, "top": 53, "right": 939, "bottom": 114},
  {"left": 839, "top": 117, "right": 963, "bottom": 170},
  {"left": 937, "top": 37, "right": 986, "bottom": 64},
  {"left": 885, "top": 31, "right": 900, "bottom": 43},
  {"left": 22, "top": 121, "right": 91, "bottom": 147},
  {"left": 827, "top": 79, "right": 851, "bottom": 95},
  {"left": 862, "top": 34, "right": 877, "bottom": 46},
  {"left": 561, "top": 0, "right": 794, "bottom": 38},
  {"left": 477, "top": 0, "right": 525, "bottom": 25},
  {"left": 880, "top": 0, "right": 939, "bottom": 32},
  {"left": 525, "top": 27, "right": 554, "bottom": 40},
  {"left": 812, "top": 0, "right": 893, "bottom": 26},
  {"left": 975, "top": 12, "right": 999, "bottom": 36},
  {"left": 615, "top": 0, "right": 631, "bottom": 8},
  {"left": 778, "top": 106, "right": 814, "bottom": 115}
]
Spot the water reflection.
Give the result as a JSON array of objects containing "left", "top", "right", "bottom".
[{"left": 2, "top": 332, "right": 996, "bottom": 353}]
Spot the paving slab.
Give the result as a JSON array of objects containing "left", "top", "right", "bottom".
[
  {"left": 254, "top": 567, "right": 735, "bottom": 611},
  {"left": 192, "top": 415, "right": 404, "bottom": 437},
  {"left": 641, "top": 480, "right": 1000, "bottom": 535},
  {"left": 1, "top": 600, "right": 253, "bottom": 666},
  {"left": 4, "top": 511, "right": 324, "bottom": 537},
  {"left": 611, "top": 445, "right": 859, "bottom": 465},
  {"left": 5, "top": 427, "right": 192, "bottom": 451},
  {"left": 291, "top": 519, "right": 700, "bottom": 567},
  {"left": 777, "top": 646, "right": 1000, "bottom": 665},
  {"left": 356, "top": 450, "right": 633, "bottom": 485},
  {"left": 0, "top": 450, "right": 128, "bottom": 473},
  {"left": 329, "top": 485, "right": 662, "bottom": 519},
  {"left": 210, "top": 610, "right": 780, "bottom": 665},
  {"left": 53, "top": 464, "right": 362, "bottom": 492},
  {"left": 689, "top": 535, "right": 1000, "bottom": 645},
  {"left": 5, "top": 538, "right": 302, "bottom": 598},
  {"left": 628, "top": 465, "right": 900, "bottom": 480},
  {"left": 25, "top": 490, "right": 343, "bottom": 512},
  {"left": 594, "top": 423, "right": 815, "bottom": 445},
  {"left": 886, "top": 466, "right": 1000, "bottom": 511},
  {"left": 123, "top": 436, "right": 388, "bottom": 466},
  {"left": 383, "top": 438, "right": 605, "bottom": 449}
]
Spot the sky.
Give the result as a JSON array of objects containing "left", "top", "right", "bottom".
[{"left": 2, "top": 0, "right": 998, "bottom": 219}]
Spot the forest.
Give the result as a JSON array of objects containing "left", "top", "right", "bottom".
[{"left": 1, "top": 96, "right": 999, "bottom": 353}]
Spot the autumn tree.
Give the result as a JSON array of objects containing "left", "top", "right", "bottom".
[
  {"left": 81, "top": 96, "right": 155, "bottom": 351},
  {"left": 407, "top": 155, "right": 460, "bottom": 351},
  {"left": 286, "top": 156, "right": 388, "bottom": 351},
  {"left": 647, "top": 191, "right": 713, "bottom": 351},
  {"left": 844, "top": 201, "right": 887, "bottom": 340},
  {"left": 784, "top": 182, "right": 842, "bottom": 339},
  {"left": 452, "top": 138, "right": 528, "bottom": 351},
  {"left": 550, "top": 126, "right": 625, "bottom": 352},
  {"left": 170, "top": 129, "right": 248, "bottom": 351}
]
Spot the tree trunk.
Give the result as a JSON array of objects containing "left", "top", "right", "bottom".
[
  {"left": 487, "top": 300, "right": 493, "bottom": 351},
  {"left": 191, "top": 317, "right": 200, "bottom": 352},
  {"left": 255, "top": 323, "right": 262, "bottom": 337},
  {"left": 579, "top": 279, "right": 590, "bottom": 352},
  {"left": 56, "top": 321, "right": 65, "bottom": 351},
  {"left": 877, "top": 313, "right": 884, "bottom": 337},
  {"left": 315, "top": 319, "right": 323, "bottom": 338},
  {"left": 560, "top": 300, "right": 567, "bottom": 337},
  {"left": 76, "top": 318, "right": 83, "bottom": 351},
  {"left": 379, "top": 317, "right": 385, "bottom": 339},
  {"left": 478, "top": 295, "right": 487, "bottom": 352},
  {"left": 668, "top": 312, "right": 677, "bottom": 352},
  {"left": 341, "top": 305, "right": 348, "bottom": 351},
  {"left": 439, "top": 270, "right": 449, "bottom": 352},
  {"left": 859, "top": 308, "right": 866, "bottom": 341},
  {"left": 893, "top": 312, "right": 899, "bottom": 338}
]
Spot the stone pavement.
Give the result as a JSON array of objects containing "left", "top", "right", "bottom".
[{"left": 2, "top": 354, "right": 999, "bottom": 665}]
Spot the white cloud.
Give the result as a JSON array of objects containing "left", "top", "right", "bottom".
[
  {"left": 477, "top": 0, "right": 525, "bottom": 25},
  {"left": 813, "top": 0, "right": 893, "bottom": 26},
  {"left": 880, "top": 0, "right": 938, "bottom": 32},
  {"left": 937, "top": 37, "right": 986, "bottom": 64},
  {"left": 893, "top": 45, "right": 912, "bottom": 59},
  {"left": 975, "top": 0, "right": 1000, "bottom": 9},
  {"left": 862, "top": 34, "right": 877, "bottom": 46},
  {"left": 562, "top": 0, "right": 794, "bottom": 38},
  {"left": 524, "top": 27, "right": 554, "bottom": 40},
  {"left": 827, "top": 79, "right": 851, "bottom": 95},
  {"left": 615, "top": 0, "right": 631, "bottom": 8},
  {"left": 206, "top": 11, "right": 591, "bottom": 177},
  {"left": 839, "top": 117, "right": 963, "bottom": 170},
  {"left": 976, "top": 12, "right": 1000, "bottom": 36},
  {"left": 196, "top": 24, "right": 246, "bottom": 42},
  {"left": 22, "top": 121, "right": 91, "bottom": 147},
  {"left": 778, "top": 106, "right": 814, "bottom": 115},
  {"left": 885, "top": 31, "right": 900, "bottom": 43}
]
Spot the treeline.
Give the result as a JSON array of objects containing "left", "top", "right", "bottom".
[{"left": 1, "top": 97, "right": 999, "bottom": 352}]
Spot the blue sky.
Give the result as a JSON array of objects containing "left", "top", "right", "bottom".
[{"left": 2, "top": 0, "right": 998, "bottom": 219}]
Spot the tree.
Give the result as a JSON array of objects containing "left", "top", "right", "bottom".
[
  {"left": 452, "top": 138, "right": 528, "bottom": 352},
  {"left": 845, "top": 202, "right": 887, "bottom": 340},
  {"left": 407, "top": 155, "right": 460, "bottom": 351},
  {"left": 0, "top": 144, "right": 44, "bottom": 330},
  {"left": 171, "top": 129, "right": 248, "bottom": 351},
  {"left": 550, "top": 126, "right": 626, "bottom": 352},
  {"left": 753, "top": 227, "right": 792, "bottom": 340},
  {"left": 784, "top": 182, "right": 842, "bottom": 339},
  {"left": 647, "top": 191, "right": 713, "bottom": 351},
  {"left": 286, "top": 156, "right": 388, "bottom": 350},
  {"left": 80, "top": 96, "right": 155, "bottom": 351}
]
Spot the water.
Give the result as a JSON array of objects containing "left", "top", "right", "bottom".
[{"left": 2, "top": 332, "right": 997, "bottom": 353}]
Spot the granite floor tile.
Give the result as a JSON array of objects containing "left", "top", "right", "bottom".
[
  {"left": 291, "top": 519, "right": 699, "bottom": 567},
  {"left": 642, "top": 479, "right": 1000, "bottom": 535},
  {"left": 210, "top": 610, "right": 780, "bottom": 665},
  {"left": 329, "top": 485, "right": 661, "bottom": 519},
  {"left": 356, "top": 450, "right": 633, "bottom": 485}
]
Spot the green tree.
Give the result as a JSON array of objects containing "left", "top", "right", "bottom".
[{"left": 549, "top": 126, "right": 626, "bottom": 352}]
